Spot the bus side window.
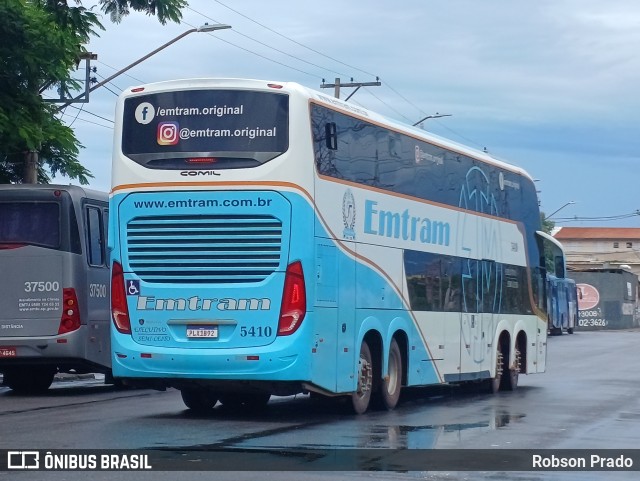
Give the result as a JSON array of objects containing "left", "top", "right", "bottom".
[{"left": 86, "top": 207, "right": 104, "bottom": 267}]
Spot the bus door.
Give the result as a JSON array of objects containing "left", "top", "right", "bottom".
[
  {"left": 312, "top": 240, "right": 342, "bottom": 392},
  {"left": 83, "top": 203, "right": 110, "bottom": 368}
]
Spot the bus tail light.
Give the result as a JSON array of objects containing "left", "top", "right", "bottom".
[
  {"left": 278, "top": 261, "right": 306, "bottom": 336},
  {"left": 58, "top": 288, "right": 81, "bottom": 334},
  {"left": 111, "top": 261, "right": 132, "bottom": 334}
]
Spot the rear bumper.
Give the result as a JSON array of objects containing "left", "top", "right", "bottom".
[
  {"left": 111, "top": 331, "right": 311, "bottom": 382},
  {"left": 0, "top": 327, "right": 85, "bottom": 361}
]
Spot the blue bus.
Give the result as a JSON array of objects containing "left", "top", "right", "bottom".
[
  {"left": 547, "top": 275, "right": 578, "bottom": 335},
  {"left": 108, "top": 79, "right": 559, "bottom": 413}
]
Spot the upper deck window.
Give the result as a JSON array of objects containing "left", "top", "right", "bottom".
[{"left": 122, "top": 90, "right": 289, "bottom": 170}]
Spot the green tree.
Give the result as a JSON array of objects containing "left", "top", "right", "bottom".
[
  {"left": 540, "top": 212, "right": 555, "bottom": 235},
  {"left": 0, "top": 0, "right": 187, "bottom": 184}
]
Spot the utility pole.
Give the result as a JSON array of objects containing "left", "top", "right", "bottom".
[
  {"left": 22, "top": 23, "right": 231, "bottom": 184},
  {"left": 44, "top": 52, "right": 98, "bottom": 105},
  {"left": 26, "top": 53, "right": 98, "bottom": 184},
  {"left": 320, "top": 77, "right": 381, "bottom": 100}
]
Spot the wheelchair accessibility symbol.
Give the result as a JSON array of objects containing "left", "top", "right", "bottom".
[{"left": 127, "top": 280, "right": 140, "bottom": 296}]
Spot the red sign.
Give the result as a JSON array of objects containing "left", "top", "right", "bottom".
[
  {"left": 577, "top": 283, "right": 600, "bottom": 310},
  {"left": 0, "top": 347, "right": 17, "bottom": 358}
]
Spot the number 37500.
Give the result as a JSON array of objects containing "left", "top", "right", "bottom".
[{"left": 24, "top": 281, "right": 60, "bottom": 292}]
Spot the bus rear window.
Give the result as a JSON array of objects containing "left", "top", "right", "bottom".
[
  {"left": 121, "top": 90, "right": 289, "bottom": 169},
  {"left": 0, "top": 202, "right": 60, "bottom": 249}
]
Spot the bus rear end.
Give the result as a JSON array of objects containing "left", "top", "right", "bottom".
[
  {"left": 110, "top": 80, "right": 313, "bottom": 409},
  {"left": 0, "top": 186, "right": 96, "bottom": 392}
]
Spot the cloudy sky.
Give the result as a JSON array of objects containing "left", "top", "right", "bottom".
[{"left": 55, "top": 0, "right": 640, "bottom": 226}]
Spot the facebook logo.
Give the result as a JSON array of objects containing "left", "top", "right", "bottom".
[
  {"left": 135, "top": 102, "right": 155, "bottom": 124},
  {"left": 7, "top": 451, "right": 40, "bottom": 469}
]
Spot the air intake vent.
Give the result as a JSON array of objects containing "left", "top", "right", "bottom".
[{"left": 126, "top": 214, "right": 282, "bottom": 284}]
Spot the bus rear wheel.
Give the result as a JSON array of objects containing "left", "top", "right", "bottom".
[
  {"left": 504, "top": 347, "right": 521, "bottom": 391},
  {"left": 4, "top": 367, "right": 56, "bottom": 394},
  {"left": 379, "top": 338, "right": 402, "bottom": 410},
  {"left": 180, "top": 388, "right": 218, "bottom": 412},
  {"left": 488, "top": 346, "right": 505, "bottom": 394},
  {"left": 351, "top": 340, "right": 373, "bottom": 414}
]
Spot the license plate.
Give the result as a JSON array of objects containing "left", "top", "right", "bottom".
[
  {"left": 186, "top": 326, "right": 218, "bottom": 339},
  {"left": 0, "top": 347, "right": 17, "bottom": 357}
]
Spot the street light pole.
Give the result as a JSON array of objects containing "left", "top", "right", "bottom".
[
  {"left": 22, "top": 23, "right": 232, "bottom": 184},
  {"left": 412, "top": 113, "right": 452, "bottom": 127},
  {"left": 546, "top": 201, "right": 576, "bottom": 219},
  {"left": 55, "top": 23, "right": 231, "bottom": 111}
]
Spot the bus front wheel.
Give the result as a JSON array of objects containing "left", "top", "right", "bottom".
[{"left": 351, "top": 340, "right": 373, "bottom": 414}]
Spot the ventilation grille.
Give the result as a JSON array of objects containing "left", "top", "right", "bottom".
[{"left": 126, "top": 214, "right": 282, "bottom": 284}]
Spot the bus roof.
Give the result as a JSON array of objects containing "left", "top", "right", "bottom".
[
  {"left": 0, "top": 184, "right": 108, "bottom": 202},
  {"left": 122, "top": 77, "right": 535, "bottom": 182}
]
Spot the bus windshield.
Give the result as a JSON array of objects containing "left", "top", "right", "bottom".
[
  {"left": 0, "top": 202, "right": 60, "bottom": 249},
  {"left": 121, "top": 89, "right": 289, "bottom": 170}
]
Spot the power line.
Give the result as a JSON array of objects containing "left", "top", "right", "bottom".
[
  {"left": 96, "top": 60, "right": 145, "bottom": 85},
  {"left": 67, "top": 104, "right": 85, "bottom": 128},
  {"left": 64, "top": 105, "right": 114, "bottom": 124},
  {"left": 362, "top": 88, "right": 415, "bottom": 124},
  {"left": 182, "top": 20, "right": 318, "bottom": 78},
  {"left": 554, "top": 211, "right": 640, "bottom": 224},
  {"left": 190, "top": 2, "right": 460, "bottom": 134},
  {"left": 60, "top": 111, "right": 112, "bottom": 129},
  {"left": 93, "top": 71, "right": 123, "bottom": 97},
  {"left": 210, "top": 0, "right": 376, "bottom": 78},
  {"left": 187, "top": 6, "right": 348, "bottom": 78}
]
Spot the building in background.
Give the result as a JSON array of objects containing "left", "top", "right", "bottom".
[
  {"left": 553, "top": 227, "right": 640, "bottom": 278},
  {"left": 553, "top": 227, "right": 640, "bottom": 330}
]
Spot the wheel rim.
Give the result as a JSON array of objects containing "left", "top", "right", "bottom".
[
  {"left": 491, "top": 349, "right": 504, "bottom": 393},
  {"left": 510, "top": 348, "right": 521, "bottom": 388},
  {"left": 387, "top": 348, "right": 399, "bottom": 395},
  {"left": 356, "top": 354, "right": 372, "bottom": 398}
]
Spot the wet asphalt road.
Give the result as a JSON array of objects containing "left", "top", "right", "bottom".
[{"left": 1, "top": 329, "right": 640, "bottom": 480}]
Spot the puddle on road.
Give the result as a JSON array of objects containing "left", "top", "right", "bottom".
[{"left": 363, "top": 412, "right": 526, "bottom": 449}]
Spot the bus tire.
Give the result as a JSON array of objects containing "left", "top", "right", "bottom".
[
  {"left": 180, "top": 388, "right": 218, "bottom": 412},
  {"left": 5, "top": 367, "right": 55, "bottom": 394},
  {"left": 380, "top": 338, "right": 402, "bottom": 410},
  {"left": 351, "top": 340, "right": 373, "bottom": 414},
  {"left": 488, "top": 346, "right": 504, "bottom": 394},
  {"left": 504, "top": 347, "right": 521, "bottom": 391}
]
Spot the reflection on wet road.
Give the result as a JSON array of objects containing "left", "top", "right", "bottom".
[{"left": 1, "top": 330, "right": 640, "bottom": 480}]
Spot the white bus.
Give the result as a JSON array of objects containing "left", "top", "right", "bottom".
[
  {"left": 0, "top": 184, "right": 111, "bottom": 393},
  {"left": 109, "top": 79, "right": 559, "bottom": 413}
]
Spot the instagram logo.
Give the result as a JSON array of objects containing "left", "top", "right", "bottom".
[{"left": 157, "top": 121, "right": 179, "bottom": 146}]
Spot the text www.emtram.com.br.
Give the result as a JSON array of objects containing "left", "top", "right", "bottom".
[{"left": 133, "top": 198, "right": 273, "bottom": 209}]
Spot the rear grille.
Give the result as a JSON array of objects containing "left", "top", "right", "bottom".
[{"left": 126, "top": 214, "right": 282, "bottom": 284}]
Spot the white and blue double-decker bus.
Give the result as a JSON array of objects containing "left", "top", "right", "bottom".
[{"left": 109, "top": 78, "right": 559, "bottom": 413}]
